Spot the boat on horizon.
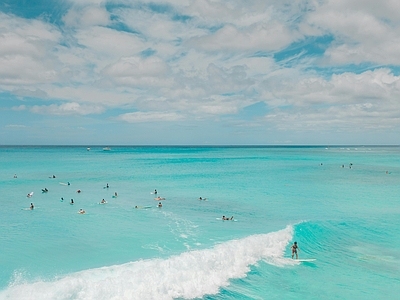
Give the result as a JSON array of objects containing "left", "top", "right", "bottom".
[{"left": 103, "top": 147, "right": 111, "bottom": 151}]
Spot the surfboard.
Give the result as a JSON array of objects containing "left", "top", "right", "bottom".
[
  {"left": 27, "top": 192, "right": 34, "bottom": 197},
  {"left": 59, "top": 182, "right": 68, "bottom": 186},
  {"left": 216, "top": 218, "right": 237, "bottom": 221},
  {"left": 296, "top": 259, "right": 316, "bottom": 262}
]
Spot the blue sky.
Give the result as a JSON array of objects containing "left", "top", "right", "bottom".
[{"left": 1, "top": 0, "right": 399, "bottom": 145}]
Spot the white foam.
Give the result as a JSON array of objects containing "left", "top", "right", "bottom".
[{"left": 0, "top": 226, "right": 293, "bottom": 300}]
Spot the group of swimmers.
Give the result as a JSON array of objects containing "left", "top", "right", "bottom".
[{"left": 25, "top": 181, "right": 237, "bottom": 223}]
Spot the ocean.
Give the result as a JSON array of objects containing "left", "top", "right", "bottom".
[{"left": 0, "top": 146, "right": 399, "bottom": 299}]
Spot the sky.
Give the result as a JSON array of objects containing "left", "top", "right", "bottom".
[{"left": 1, "top": 0, "right": 400, "bottom": 145}]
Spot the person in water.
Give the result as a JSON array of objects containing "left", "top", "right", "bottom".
[
  {"left": 101, "top": 199, "right": 106, "bottom": 204},
  {"left": 78, "top": 209, "right": 86, "bottom": 214},
  {"left": 154, "top": 189, "right": 157, "bottom": 194},
  {"left": 70, "top": 199, "right": 74, "bottom": 204},
  {"left": 30, "top": 203, "right": 34, "bottom": 210},
  {"left": 291, "top": 241, "right": 300, "bottom": 259},
  {"left": 158, "top": 202, "right": 162, "bottom": 207}
]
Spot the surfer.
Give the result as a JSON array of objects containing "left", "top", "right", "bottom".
[
  {"left": 222, "top": 216, "right": 234, "bottom": 220},
  {"left": 78, "top": 209, "right": 86, "bottom": 214},
  {"left": 30, "top": 203, "right": 34, "bottom": 210},
  {"left": 114, "top": 192, "right": 118, "bottom": 197},
  {"left": 154, "top": 189, "right": 157, "bottom": 194},
  {"left": 70, "top": 199, "right": 74, "bottom": 204},
  {"left": 291, "top": 242, "right": 300, "bottom": 259},
  {"left": 60, "top": 197, "right": 64, "bottom": 202},
  {"left": 106, "top": 183, "right": 109, "bottom": 188},
  {"left": 158, "top": 202, "right": 162, "bottom": 207},
  {"left": 101, "top": 199, "right": 107, "bottom": 204}
]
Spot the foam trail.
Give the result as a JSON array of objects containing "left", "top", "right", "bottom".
[{"left": 0, "top": 226, "right": 293, "bottom": 300}]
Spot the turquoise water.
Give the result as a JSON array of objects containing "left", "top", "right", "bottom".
[{"left": 0, "top": 146, "right": 399, "bottom": 299}]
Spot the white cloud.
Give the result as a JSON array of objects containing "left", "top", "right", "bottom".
[
  {"left": 11, "top": 105, "right": 27, "bottom": 111},
  {"left": 63, "top": 6, "right": 110, "bottom": 28},
  {"left": 306, "top": 0, "right": 400, "bottom": 65},
  {"left": 12, "top": 88, "right": 48, "bottom": 99},
  {"left": 260, "top": 68, "right": 400, "bottom": 131},
  {"left": 30, "top": 102, "right": 105, "bottom": 115},
  {"left": 189, "top": 22, "right": 296, "bottom": 52},
  {"left": 117, "top": 111, "right": 184, "bottom": 123},
  {"left": 0, "top": 13, "right": 61, "bottom": 85},
  {"left": 100, "top": 55, "right": 174, "bottom": 90}
]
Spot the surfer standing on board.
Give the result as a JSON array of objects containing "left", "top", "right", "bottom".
[{"left": 291, "top": 241, "right": 300, "bottom": 259}]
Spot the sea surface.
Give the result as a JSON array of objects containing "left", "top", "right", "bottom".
[{"left": 0, "top": 146, "right": 399, "bottom": 300}]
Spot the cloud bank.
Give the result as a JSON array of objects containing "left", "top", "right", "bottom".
[{"left": 0, "top": 0, "right": 399, "bottom": 144}]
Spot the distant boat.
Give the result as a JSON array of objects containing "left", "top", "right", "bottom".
[
  {"left": 87, "top": 147, "right": 90, "bottom": 151},
  {"left": 103, "top": 147, "right": 111, "bottom": 151}
]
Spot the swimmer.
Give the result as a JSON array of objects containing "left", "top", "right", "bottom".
[
  {"left": 154, "top": 189, "right": 157, "bottom": 194},
  {"left": 78, "top": 209, "right": 86, "bottom": 214},
  {"left": 199, "top": 197, "right": 207, "bottom": 200},
  {"left": 114, "top": 192, "right": 118, "bottom": 197},
  {"left": 70, "top": 199, "right": 74, "bottom": 204},
  {"left": 158, "top": 202, "right": 162, "bottom": 207},
  {"left": 67, "top": 182, "right": 71, "bottom": 186},
  {"left": 30, "top": 203, "right": 34, "bottom": 210},
  {"left": 14, "top": 174, "right": 17, "bottom": 178},
  {"left": 60, "top": 197, "right": 64, "bottom": 202},
  {"left": 76, "top": 189, "right": 81, "bottom": 193},
  {"left": 101, "top": 199, "right": 107, "bottom": 204},
  {"left": 106, "top": 183, "right": 109, "bottom": 188}
]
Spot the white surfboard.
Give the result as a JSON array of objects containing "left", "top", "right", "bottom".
[
  {"left": 27, "top": 192, "right": 34, "bottom": 197},
  {"left": 296, "top": 258, "right": 316, "bottom": 262}
]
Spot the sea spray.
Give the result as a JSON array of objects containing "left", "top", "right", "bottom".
[{"left": 0, "top": 226, "right": 293, "bottom": 300}]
